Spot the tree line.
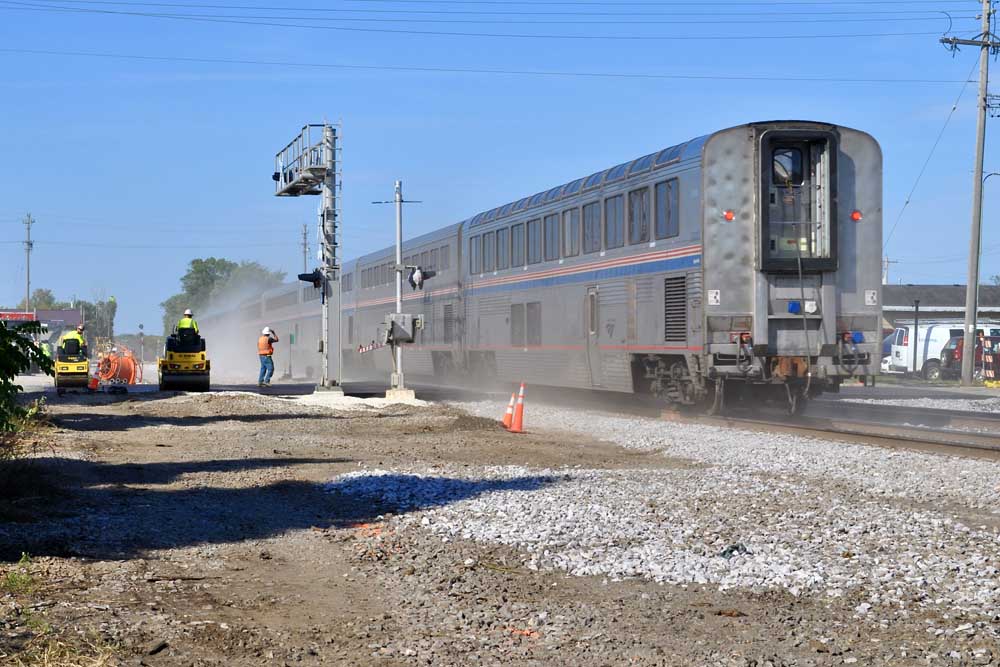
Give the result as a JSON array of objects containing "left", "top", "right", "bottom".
[{"left": 160, "top": 258, "right": 285, "bottom": 334}]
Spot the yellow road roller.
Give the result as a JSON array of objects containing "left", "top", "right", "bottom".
[
  {"left": 54, "top": 339, "right": 91, "bottom": 396},
  {"left": 158, "top": 330, "right": 210, "bottom": 392}
]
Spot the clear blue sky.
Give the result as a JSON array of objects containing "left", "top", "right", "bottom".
[{"left": 0, "top": 0, "right": 997, "bottom": 335}]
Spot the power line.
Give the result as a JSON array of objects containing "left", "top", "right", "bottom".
[
  {"left": 11, "top": 0, "right": 979, "bottom": 16},
  {"left": 340, "top": 0, "right": 977, "bottom": 5},
  {"left": 883, "top": 59, "right": 979, "bottom": 250},
  {"left": 34, "top": 240, "right": 301, "bottom": 249},
  {"left": 0, "top": 47, "right": 973, "bottom": 85},
  {"left": 2, "top": 0, "right": 976, "bottom": 22},
  {"left": 0, "top": 2, "right": 947, "bottom": 39}
]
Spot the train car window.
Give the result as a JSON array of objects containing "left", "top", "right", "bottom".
[
  {"left": 583, "top": 171, "right": 605, "bottom": 190},
  {"left": 469, "top": 235, "right": 481, "bottom": 274},
  {"left": 628, "top": 153, "right": 656, "bottom": 175},
  {"left": 583, "top": 202, "right": 601, "bottom": 254},
  {"left": 526, "top": 302, "right": 542, "bottom": 346},
  {"left": 563, "top": 178, "right": 585, "bottom": 196},
  {"left": 655, "top": 179, "right": 680, "bottom": 239},
  {"left": 654, "top": 143, "right": 685, "bottom": 168},
  {"left": 482, "top": 232, "right": 496, "bottom": 273},
  {"left": 511, "top": 223, "right": 525, "bottom": 267},
  {"left": 604, "top": 195, "right": 625, "bottom": 249},
  {"left": 496, "top": 227, "right": 509, "bottom": 269},
  {"left": 440, "top": 245, "right": 450, "bottom": 270},
  {"left": 511, "top": 303, "right": 525, "bottom": 346},
  {"left": 430, "top": 248, "right": 438, "bottom": 270},
  {"left": 605, "top": 162, "right": 629, "bottom": 183},
  {"left": 628, "top": 187, "right": 650, "bottom": 245},
  {"left": 772, "top": 148, "right": 803, "bottom": 186},
  {"left": 544, "top": 214, "right": 560, "bottom": 261},
  {"left": 527, "top": 219, "right": 542, "bottom": 264},
  {"left": 562, "top": 208, "right": 580, "bottom": 257}
]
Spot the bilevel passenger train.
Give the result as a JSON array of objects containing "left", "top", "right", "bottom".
[{"left": 203, "top": 121, "right": 882, "bottom": 413}]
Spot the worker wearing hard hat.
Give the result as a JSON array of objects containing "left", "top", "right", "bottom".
[
  {"left": 257, "top": 326, "right": 279, "bottom": 387},
  {"left": 59, "top": 324, "right": 88, "bottom": 358},
  {"left": 175, "top": 308, "right": 199, "bottom": 335}
]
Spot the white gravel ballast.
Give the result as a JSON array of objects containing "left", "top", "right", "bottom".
[{"left": 325, "top": 400, "right": 1000, "bottom": 618}]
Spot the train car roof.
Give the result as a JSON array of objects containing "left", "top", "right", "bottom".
[
  {"left": 353, "top": 222, "right": 462, "bottom": 265},
  {"left": 459, "top": 133, "right": 709, "bottom": 231}
]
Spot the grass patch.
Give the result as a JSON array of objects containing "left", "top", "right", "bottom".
[
  {"left": 2, "top": 553, "right": 36, "bottom": 594},
  {"left": 3, "top": 634, "right": 118, "bottom": 667}
]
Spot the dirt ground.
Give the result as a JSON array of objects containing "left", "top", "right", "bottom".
[{"left": 1, "top": 387, "right": 997, "bottom": 666}]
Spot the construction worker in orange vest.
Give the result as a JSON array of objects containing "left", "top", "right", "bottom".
[{"left": 258, "top": 327, "right": 279, "bottom": 387}]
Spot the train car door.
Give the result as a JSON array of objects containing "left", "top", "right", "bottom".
[{"left": 586, "top": 286, "right": 603, "bottom": 386}]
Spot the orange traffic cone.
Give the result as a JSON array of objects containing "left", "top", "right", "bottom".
[
  {"left": 87, "top": 376, "right": 99, "bottom": 391},
  {"left": 501, "top": 392, "right": 515, "bottom": 429},
  {"left": 509, "top": 383, "right": 525, "bottom": 434}
]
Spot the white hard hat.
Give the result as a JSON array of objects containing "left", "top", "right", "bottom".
[
  {"left": 262, "top": 327, "right": 271, "bottom": 335},
  {"left": 183, "top": 309, "right": 193, "bottom": 316}
]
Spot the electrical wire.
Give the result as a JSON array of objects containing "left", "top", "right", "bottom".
[
  {"left": 883, "top": 59, "right": 979, "bottom": 250},
  {"left": 11, "top": 0, "right": 980, "bottom": 16},
  {"left": 2, "top": 0, "right": 976, "bottom": 23},
  {"left": 34, "top": 240, "right": 301, "bottom": 249},
  {"left": 0, "top": 47, "right": 973, "bottom": 85},
  {"left": 340, "top": 0, "right": 977, "bottom": 5},
  {"left": 0, "top": 2, "right": 948, "bottom": 40}
]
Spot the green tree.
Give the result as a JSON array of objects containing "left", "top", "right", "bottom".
[
  {"left": 210, "top": 261, "right": 286, "bottom": 303},
  {"left": 181, "top": 258, "right": 240, "bottom": 306},
  {"left": 161, "top": 258, "right": 285, "bottom": 334},
  {"left": 0, "top": 322, "right": 52, "bottom": 431},
  {"left": 79, "top": 298, "right": 117, "bottom": 341},
  {"left": 16, "top": 289, "right": 70, "bottom": 311}
]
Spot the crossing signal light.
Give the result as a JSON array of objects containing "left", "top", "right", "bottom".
[
  {"left": 407, "top": 266, "right": 437, "bottom": 291},
  {"left": 298, "top": 269, "right": 322, "bottom": 289}
]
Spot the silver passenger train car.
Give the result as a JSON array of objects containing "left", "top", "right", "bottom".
[{"left": 205, "top": 121, "right": 882, "bottom": 412}]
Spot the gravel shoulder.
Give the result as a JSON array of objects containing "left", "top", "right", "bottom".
[{"left": 1, "top": 389, "right": 999, "bottom": 666}]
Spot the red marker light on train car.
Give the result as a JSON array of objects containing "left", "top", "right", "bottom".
[
  {"left": 851, "top": 210, "right": 863, "bottom": 222},
  {"left": 723, "top": 210, "right": 735, "bottom": 222}
]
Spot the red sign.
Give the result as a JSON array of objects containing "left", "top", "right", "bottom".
[{"left": 0, "top": 311, "right": 35, "bottom": 322}]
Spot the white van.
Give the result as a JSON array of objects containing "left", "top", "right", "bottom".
[{"left": 890, "top": 321, "right": 1000, "bottom": 379}]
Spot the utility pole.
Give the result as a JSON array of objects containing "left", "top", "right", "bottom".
[
  {"left": 23, "top": 213, "right": 33, "bottom": 313},
  {"left": 394, "top": 181, "right": 404, "bottom": 390},
  {"left": 941, "top": 0, "right": 1000, "bottom": 385},
  {"left": 301, "top": 223, "right": 309, "bottom": 274},
  {"left": 373, "top": 181, "right": 421, "bottom": 397},
  {"left": 882, "top": 256, "right": 899, "bottom": 285}
]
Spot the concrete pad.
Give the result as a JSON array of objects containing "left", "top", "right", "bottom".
[{"left": 290, "top": 390, "right": 426, "bottom": 411}]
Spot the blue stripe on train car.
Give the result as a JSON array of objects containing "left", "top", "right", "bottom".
[{"left": 468, "top": 254, "right": 701, "bottom": 297}]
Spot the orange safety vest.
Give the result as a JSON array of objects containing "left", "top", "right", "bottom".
[{"left": 258, "top": 335, "right": 275, "bottom": 356}]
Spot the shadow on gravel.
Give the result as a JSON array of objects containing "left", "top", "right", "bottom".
[
  {"left": 0, "top": 462, "right": 556, "bottom": 562},
  {"left": 49, "top": 411, "right": 414, "bottom": 432}
]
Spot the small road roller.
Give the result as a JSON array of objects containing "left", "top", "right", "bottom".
[
  {"left": 54, "top": 339, "right": 91, "bottom": 396},
  {"left": 158, "top": 329, "right": 210, "bottom": 392}
]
